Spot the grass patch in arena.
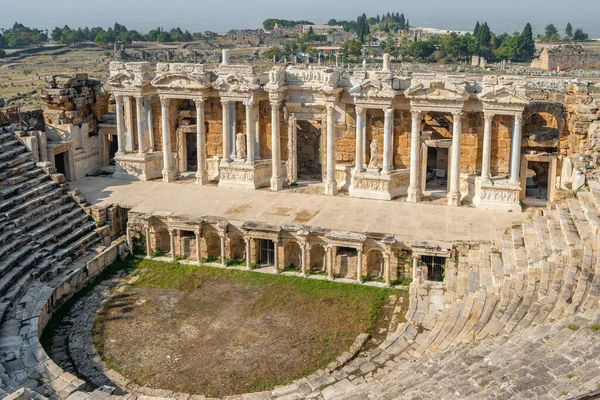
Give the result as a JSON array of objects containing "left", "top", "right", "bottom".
[{"left": 92, "top": 258, "right": 404, "bottom": 397}]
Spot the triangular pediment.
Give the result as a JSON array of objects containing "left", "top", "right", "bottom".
[
  {"left": 479, "top": 86, "right": 528, "bottom": 104},
  {"left": 106, "top": 71, "right": 136, "bottom": 89},
  {"left": 404, "top": 80, "right": 469, "bottom": 101},
  {"left": 151, "top": 73, "right": 210, "bottom": 90}
]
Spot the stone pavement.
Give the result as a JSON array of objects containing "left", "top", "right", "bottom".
[{"left": 72, "top": 177, "right": 525, "bottom": 246}]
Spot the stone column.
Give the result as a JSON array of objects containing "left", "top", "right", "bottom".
[
  {"left": 194, "top": 98, "right": 208, "bottom": 185},
  {"left": 407, "top": 110, "right": 422, "bottom": 203},
  {"left": 244, "top": 100, "right": 255, "bottom": 164},
  {"left": 124, "top": 96, "right": 134, "bottom": 152},
  {"left": 300, "top": 241, "right": 307, "bottom": 277},
  {"left": 145, "top": 227, "right": 152, "bottom": 258},
  {"left": 481, "top": 112, "right": 494, "bottom": 182},
  {"left": 145, "top": 97, "right": 154, "bottom": 152},
  {"left": 325, "top": 103, "right": 337, "bottom": 196},
  {"left": 219, "top": 233, "right": 226, "bottom": 266},
  {"left": 160, "top": 97, "right": 174, "bottom": 182},
  {"left": 355, "top": 106, "right": 365, "bottom": 172},
  {"left": 382, "top": 108, "right": 394, "bottom": 174},
  {"left": 126, "top": 226, "right": 132, "bottom": 250},
  {"left": 135, "top": 96, "right": 146, "bottom": 155},
  {"left": 288, "top": 116, "right": 298, "bottom": 183},
  {"left": 245, "top": 236, "right": 252, "bottom": 270},
  {"left": 169, "top": 229, "right": 176, "bottom": 261},
  {"left": 254, "top": 103, "right": 261, "bottom": 160},
  {"left": 327, "top": 246, "right": 334, "bottom": 281},
  {"left": 221, "top": 100, "right": 232, "bottom": 163},
  {"left": 115, "top": 95, "right": 125, "bottom": 154},
  {"left": 510, "top": 114, "right": 524, "bottom": 183},
  {"left": 195, "top": 230, "right": 202, "bottom": 265},
  {"left": 270, "top": 100, "right": 283, "bottom": 191},
  {"left": 448, "top": 110, "right": 463, "bottom": 207},
  {"left": 357, "top": 247, "right": 363, "bottom": 284},
  {"left": 273, "top": 240, "right": 280, "bottom": 274},
  {"left": 384, "top": 251, "right": 392, "bottom": 288}
]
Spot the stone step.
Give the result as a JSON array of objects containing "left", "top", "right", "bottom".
[
  {"left": 578, "top": 191, "right": 600, "bottom": 241},
  {"left": 29, "top": 206, "right": 84, "bottom": 241},
  {"left": 56, "top": 230, "right": 100, "bottom": 262},
  {"left": 565, "top": 244, "right": 594, "bottom": 316},
  {"left": 0, "top": 146, "right": 27, "bottom": 163},
  {"left": 557, "top": 204, "right": 581, "bottom": 248},
  {"left": 0, "top": 152, "right": 34, "bottom": 173},
  {"left": 0, "top": 180, "right": 58, "bottom": 212},
  {"left": 0, "top": 173, "right": 49, "bottom": 200},
  {"left": 0, "top": 160, "right": 36, "bottom": 182},
  {"left": 0, "top": 168, "right": 44, "bottom": 189},
  {"left": 0, "top": 139, "right": 23, "bottom": 153},
  {"left": 0, "top": 248, "right": 37, "bottom": 296},
  {"left": 0, "top": 245, "right": 33, "bottom": 278},
  {"left": 4, "top": 187, "right": 64, "bottom": 219},
  {"left": 8, "top": 195, "right": 71, "bottom": 231},
  {"left": 36, "top": 212, "right": 89, "bottom": 247},
  {"left": 568, "top": 198, "right": 592, "bottom": 242},
  {"left": 19, "top": 201, "right": 77, "bottom": 237}
]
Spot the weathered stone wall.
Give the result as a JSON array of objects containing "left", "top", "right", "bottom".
[{"left": 532, "top": 45, "right": 600, "bottom": 71}]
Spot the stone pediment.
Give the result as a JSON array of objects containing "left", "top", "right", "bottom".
[
  {"left": 106, "top": 71, "right": 138, "bottom": 89},
  {"left": 151, "top": 72, "right": 211, "bottom": 91},
  {"left": 404, "top": 79, "right": 470, "bottom": 101},
  {"left": 212, "top": 73, "right": 260, "bottom": 93},
  {"left": 283, "top": 67, "right": 340, "bottom": 94},
  {"left": 349, "top": 78, "right": 396, "bottom": 99},
  {"left": 479, "top": 86, "right": 528, "bottom": 105}
]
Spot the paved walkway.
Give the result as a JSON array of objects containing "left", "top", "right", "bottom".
[{"left": 73, "top": 177, "right": 526, "bottom": 246}]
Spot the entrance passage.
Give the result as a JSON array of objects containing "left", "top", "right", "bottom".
[
  {"left": 425, "top": 146, "right": 449, "bottom": 192},
  {"left": 422, "top": 255, "right": 446, "bottom": 282},
  {"left": 296, "top": 121, "right": 322, "bottom": 180},
  {"left": 186, "top": 132, "right": 197, "bottom": 171},
  {"left": 259, "top": 239, "right": 275, "bottom": 265},
  {"left": 54, "top": 152, "right": 68, "bottom": 177},
  {"left": 525, "top": 161, "right": 550, "bottom": 201},
  {"left": 109, "top": 134, "right": 118, "bottom": 165}
]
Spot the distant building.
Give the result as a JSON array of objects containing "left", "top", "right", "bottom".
[
  {"left": 302, "top": 25, "right": 343, "bottom": 35},
  {"left": 228, "top": 29, "right": 264, "bottom": 46}
]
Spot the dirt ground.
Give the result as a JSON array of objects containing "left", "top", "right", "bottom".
[{"left": 93, "top": 261, "right": 405, "bottom": 397}]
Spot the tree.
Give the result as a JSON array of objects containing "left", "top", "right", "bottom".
[
  {"left": 0, "top": 48, "right": 5, "bottom": 58},
  {"left": 573, "top": 28, "right": 588, "bottom": 41},
  {"left": 342, "top": 39, "right": 362, "bottom": 58},
  {"left": 517, "top": 23, "right": 535, "bottom": 60},
  {"left": 565, "top": 22, "right": 573, "bottom": 39},
  {"left": 282, "top": 40, "right": 298, "bottom": 56},
  {"left": 408, "top": 40, "right": 435, "bottom": 59},
  {"left": 262, "top": 46, "right": 283, "bottom": 60},
  {"left": 544, "top": 24, "right": 559, "bottom": 41}
]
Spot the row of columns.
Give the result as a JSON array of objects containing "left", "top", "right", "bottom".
[
  {"left": 353, "top": 106, "right": 395, "bottom": 174},
  {"left": 405, "top": 109, "right": 524, "bottom": 206},
  {"left": 115, "top": 94, "right": 154, "bottom": 156},
  {"left": 147, "top": 228, "right": 392, "bottom": 287}
]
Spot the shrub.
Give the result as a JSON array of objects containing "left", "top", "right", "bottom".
[{"left": 152, "top": 250, "right": 166, "bottom": 257}]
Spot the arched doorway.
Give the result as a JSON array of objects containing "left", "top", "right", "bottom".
[
  {"left": 284, "top": 242, "right": 302, "bottom": 270},
  {"left": 366, "top": 250, "right": 384, "bottom": 279},
  {"left": 309, "top": 244, "right": 326, "bottom": 273}
]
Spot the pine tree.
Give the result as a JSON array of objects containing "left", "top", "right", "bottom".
[
  {"left": 405, "top": 18, "right": 410, "bottom": 31},
  {"left": 376, "top": 15, "right": 380, "bottom": 24},
  {"left": 474, "top": 21, "right": 481, "bottom": 37},
  {"left": 565, "top": 22, "right": 573, "bottom": 39},
  {"left": 518, "top": 23, "right": 535, "bottom": 60},
  {"left": 399, "top": 13, "right": 405, "bottom": 30}
]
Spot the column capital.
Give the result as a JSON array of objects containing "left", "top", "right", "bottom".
[
  {"left": 269, "top": 99, "right": 281, "bottom": 108},
  {"left": 483, "top": 112, "right": 495, "bottom": 123},
  {"left": 326, "top": 103, "right": 336, "bottom": 115},
  {"left": 194, "top": 97, "right": 206, "bottom": 108},
  {"left": 452, "top": 109, "right": 464, "bottom": 119},
  {"left": 514, "top": 114, "right": 524, "bottom": 124},
  {"left": 383, "top": 108, "right": 394, "bottom": 118},
  {"left": 220, "top": 98, "right": 232, "bottom": 106},
  {"left": 355, "top": 106, "right": 366, "bottom": 117},
  {"left": 243, "top": 99, "right": 255, "bottom": 107},
  {"left": 160, "top": 97, "right": 171, "bottom": 107},
  {"left": 134, "top": 94, "right": 144, "bottom": 102},
  {"left": 114, "top": 94, "right": 124, "bottom": 104},
  {"left": 411, "top": 110, "right": 422, "bottom": 120}
]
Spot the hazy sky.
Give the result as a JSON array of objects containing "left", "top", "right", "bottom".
[{"left": 2, "top": 0, "right": 599, "bottom": 38}]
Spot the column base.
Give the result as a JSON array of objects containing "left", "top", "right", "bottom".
[
  {"left": 406, "top": 187, "right": 421, "bottom": 203},
  {"left": 195, "top": 171, "right": 208, "bottom": 185},
  {"left": 270, "top": 176, "right": 283, "bottom": 191},
  {"left": 324, "top": 180, "right": 338, "bottom": 196},
  {"left": 162, "top": 169, "right": 175, "bottom": 183},
  {"left": 447, "top": 191, "right": 462, "bottom": 207}
]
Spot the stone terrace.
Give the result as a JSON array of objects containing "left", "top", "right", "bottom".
[{"left": 72, "top": 177, "right": 525, "bottom": 246}]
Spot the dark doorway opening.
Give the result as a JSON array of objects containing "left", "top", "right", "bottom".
[
  {"left": 296, "top": 121, "right": 322, "bottom": 180},
  {"left": 426, "top": 146, "right": 449, "bottom": 192},
  {"left": 525, "top": 161, "right": 550, "bottom": 201},
  {"left": 109, "top": 134, "right": 118, "bottom": 165},
  {"left": 422, "top": 255, "right": 446, "bottom": 282},
  {"left": 259, "top": 239, "right": 275, "bottom": 265},
  {"left": 54, "top": 152, "right": 67, "bottom": 176},
  {"left": 186, "top": 132, "right": 197, "bottom": 171}
]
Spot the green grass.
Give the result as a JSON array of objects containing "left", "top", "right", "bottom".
[
  {"left": 589, "top": 324, "right": 600, "bottom": 332},
  {"left": 567, "top": 324, "right": 580, "bottom": 331}
]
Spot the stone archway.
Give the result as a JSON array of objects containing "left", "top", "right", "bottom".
[
  {"left": 154, "top": 229, "right": 171, "bottom": 254},
  {"left": 204, "top": 233, "right": 221, "bottom": 261},
  {"left": 309, "top": 244, "right": 326, "bottom": 272},
  {"left": 366, "top": 250, "right": 384, "bottom": 279},
  {"left": 284, "top": 242, "right": 302, "bottom": 270}
]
